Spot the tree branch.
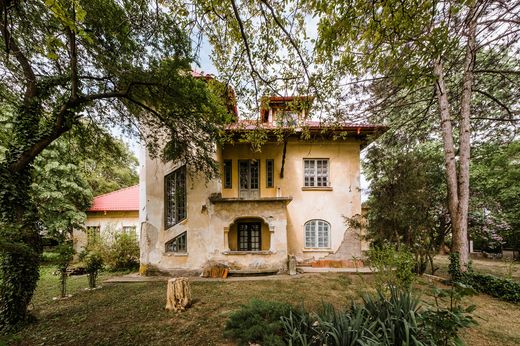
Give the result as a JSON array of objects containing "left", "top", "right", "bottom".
[
  {"left": 474, "top": 89, "right": 517, "bottom": 120},
  {"left": 0, "top": 18, "right": 38, "bottom": 100}
]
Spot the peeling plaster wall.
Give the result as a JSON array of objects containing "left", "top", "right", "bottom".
[{"left": 140, "top": 137, "right": 363, "bottom": 273}]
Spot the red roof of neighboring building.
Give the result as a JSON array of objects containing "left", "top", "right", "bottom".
[{"left": 88, "top": 185, "right": 139, "bottom": 212}]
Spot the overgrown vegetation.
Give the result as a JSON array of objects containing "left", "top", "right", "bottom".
[
  {"left": 366, "top": 245, "right": 416, "bottom": 291},
  {"left": 226, "top": 285, "right": 477, "bottom": 346},
  {"left": 449, "top": 253, "right": 520, "bottom": 304}
]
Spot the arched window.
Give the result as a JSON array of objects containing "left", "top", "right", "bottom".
[{"left": 304, "top": 220, "right": 330, "bottom": 248}]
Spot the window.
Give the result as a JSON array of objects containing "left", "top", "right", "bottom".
[
  {"left": 224, "top": 160, "right": 232, "bottom": 189},
  {"left": 86, "top": 226, "right": 100, "bottom": 245},
  {"left": 266, "top": 159, "right": 274, "bottom": 188},
  {"left": 304, "top": 159, "right": 329, "bottom": 187},
  {"left": 238, "top": 222, "right": 261, "bottom": 251},
  {"left": 304, "top": 220, "right": 330, "bottom": 248},
  {"left": 165, "top": 166, "right": 187, "bottom": 228},
  {"left": 122, "top": 226, "right": 137, "bottom": 241},
  {"left": 165, "top": 232, "right": 187, "bottom": 253}
]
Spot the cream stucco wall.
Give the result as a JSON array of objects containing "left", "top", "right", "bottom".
[
  {"left": 73, "top": 211, "right": 140, "bottom": 253},
  {"left": 140, "top": 136, "right": 363, "bottom": 274}
]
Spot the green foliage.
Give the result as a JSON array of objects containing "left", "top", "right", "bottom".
[
  {"left": 363, "top": 143, "right": 449, "bottom": 274},
  {"left": 280, "top": 286, "right": 474, "bottom": 346},
  {"left": 56, "top": 241, "right": 75, "bottom": 298},
  {"left": 102, "top": 232, "right": 140, "bottom": 271},
  {"left": 470, "top": 141, "right": 520, "bottom": 253},
  {"left": 224, "top": 299, "right": 293, "bottom": 346},
  {"left": 463, "top": 272, "right": 520, "bottom": 304},
  {"left": 81, "top": 249, "right": 104, "bottom": 289},
  {"left": 449, "top": 253, "right": 520, "bottom": 303},
  {"left": 366, "top": 245, "right": 416, "bottom": 291},
  {"left": 422, "top": 283, "right": 478, "bottom": 346},
  {"left": 448, "top": 253, "right": 464, "bottom": 283}
]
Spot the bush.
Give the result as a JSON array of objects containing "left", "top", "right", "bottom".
[
  {"left": 449, "top": 252, "right": 520, "bottom": 303},
  {"left": 104, "top": 233, "right": 139, "bottom": 271},
  {"left": 224, "top": 299, "right": 294, "bottom": 345},
  {"left": 226, "top": 287, "right": 476, "bottom": 346},
  {"left": 81, "top": 249, "right": 104, "bottom": 289},
  {"left": 367, "top": 245, "right": 416, "bottom": 291},
  {"left": 82, "top": 229, "right": 139, "bottom": 271}
]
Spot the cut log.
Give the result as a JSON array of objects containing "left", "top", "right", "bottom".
[{"left": 165, "top": 277, "right": 192, "bottom": 312}]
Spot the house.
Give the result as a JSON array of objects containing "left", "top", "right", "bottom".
[
  {"left": 139, "top": 95, "right": 384, "bottom": 275},
  {"left": 73, "top": 185, "right": 140, "bottom": 253}
]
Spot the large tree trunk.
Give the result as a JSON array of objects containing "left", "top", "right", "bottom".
[{"left": 432, "top": 4, "right": 478, "bottom": 271}]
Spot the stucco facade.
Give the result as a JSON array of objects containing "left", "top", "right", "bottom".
[
  {"left": 73, "top": 211, "right": 140, "bottom": 253},
  {"left": 139, "top": 94, "right": 382, "bottom": 274},
  {"left": 140, "top": 135, "right": 380, "bottom": 274}
]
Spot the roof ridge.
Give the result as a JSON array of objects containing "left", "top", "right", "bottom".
[{"left": 92, "top": 184, "right": 139, "bottom": 199}]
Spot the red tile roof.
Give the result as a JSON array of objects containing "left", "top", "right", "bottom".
[{"left": 88, "top": 185, "right": 139, "bottom": 212}]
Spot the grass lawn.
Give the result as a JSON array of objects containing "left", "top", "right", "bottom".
[
  {"left": 433, "top": 254, "right": 520, "bottom": 282},
  {"left": 2, "top": 265, "right": 520, "bottom": 346}
]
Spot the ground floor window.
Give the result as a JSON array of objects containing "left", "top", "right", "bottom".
[
  {"left": 122, "top": 226, "right": 137, "bottom": 241},
  {"left": 304, "top": 220, "right": 330, "bottom": 248},
  {"left": 238, "top": 222, "right": 261, "bottom": 251},
  {"left": 165, "top": 232, "right": 187, "bottom": 253}
]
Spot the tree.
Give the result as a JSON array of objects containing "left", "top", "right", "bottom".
[
  {"left": 31, "top": 141, "right": 93, "bottom": 298},
  {"left": 0, "top": 0, "right": 231, "bottom": 328},
  {"left": 363, "top": 143, "right": 450, "bottom": 274},
  {"left": 470, "top": 141, "right": 520, "bottom": 254},
  {"left": 308, "top": 0, "right": 520, "bottom": 270}
]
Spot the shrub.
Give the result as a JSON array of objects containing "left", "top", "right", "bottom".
[
  {"left": 367, "top": 245, "right": 416, "bottom": 291},
  {"left": 448, "top": 252, "right": 520, "bottom": 303},
  {"left": 422, "top": 282, "right": 477, "bottom": 346},
  {"left": 104, "top": 233, "right": 139, "bottom": 271},
  {"left": 82, "top": 250, "right": 104, "bottom": 289},
  {"left": 464, "top": 272, "right": 520, "bottom": 303},
  {"left": 224, "top": 299, "right": 293, "bottom": 346}
]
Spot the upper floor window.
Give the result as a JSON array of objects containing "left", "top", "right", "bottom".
[
  {"left": 266, "top": 159, "right": 274, "bottom": 188},
  {"left": 165, "top": 166, "right": 187, "bottom": 228},
  {"left": 304, "top": 159, "right": 329, "bottom": 187},
  {"left": 304, "top": 220, "right": 330, "bottom": 248},
  {"left": 165, "top": 232, "right": 187, "bottom": 253},
  {"left": 224, "top": 160, "right": 232, "bottom": 189}
]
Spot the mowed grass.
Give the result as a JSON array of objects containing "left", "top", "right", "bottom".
[{"left": 2, "top": 265, "right": 520, "bottom": 345}]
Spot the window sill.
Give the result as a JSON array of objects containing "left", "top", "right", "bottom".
[
  {"left": 223, "top": 250, "right": 274, "bottom": 255},
  {"left": 303, "top": 249, "right": 333, "bottom": 253},
  {"left": 164, "top": 252, "right": 188, "bottom": 257},
  {"left": 301, "top": 187, "right": 333, "bottom": 191}
]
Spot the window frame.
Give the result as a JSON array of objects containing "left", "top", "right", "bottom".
[
  {"left": 122, "top": 226, "right": 137, "bottom": 241},
  {"left": 223, "top": 160, "right": 232, "bottom": 189},
  {"left": 304, "top": 219, "right": 331, "bottom": 249},
  {"left": 237, "top": 222, "right": 262, "bottom": 251},
  {"left": 165, "top": 232, "right": 187, "bottom": 253},
  {"left": 164, "top": 165, "right": 187, "bottom": 229},
  {"left": 303, "top": 159, "right": 330, "bottom": 187},
  {"left": 266, "top": 159, "right": 274, "bottom": 188}
]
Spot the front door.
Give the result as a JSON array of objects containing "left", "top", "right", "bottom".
[
  {"left": 238, "top": 222, "right": 261, "bottom": 251},
  {"left": 239, "top": 160, "right": 259, "bottom": 199}
]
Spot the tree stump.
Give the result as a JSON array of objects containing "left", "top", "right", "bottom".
[{"left": 165, "top": 277, "right": 192, "bottom": 312}]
